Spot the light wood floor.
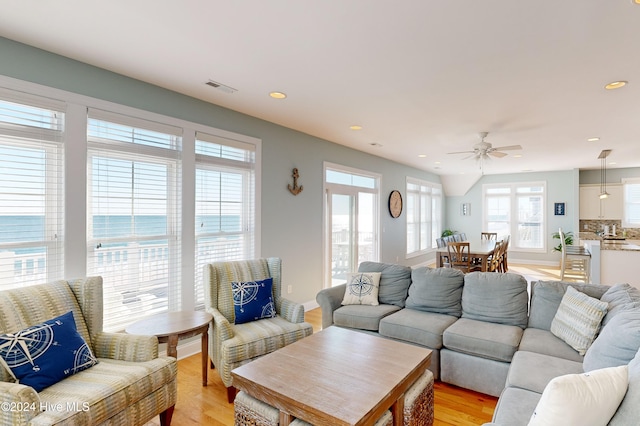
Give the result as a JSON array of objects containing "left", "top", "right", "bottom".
[{"left": 156, "top": 262, "right": 569, "bottom": 426}]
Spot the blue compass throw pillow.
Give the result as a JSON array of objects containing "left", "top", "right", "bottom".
[
  {"left": 0, "top": 311, "right": 98, "bottom": 392},
  {"left": 232, "top": 277, "right": 277, "bottom": 324}
]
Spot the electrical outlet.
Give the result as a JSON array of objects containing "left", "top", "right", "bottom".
[{"left": 287, "top": 285, "right": 292, "bottom": 294}]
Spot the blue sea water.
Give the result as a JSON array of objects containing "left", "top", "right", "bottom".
[{"left": 0, "top": 215, "right": 240, "bottom": 254}]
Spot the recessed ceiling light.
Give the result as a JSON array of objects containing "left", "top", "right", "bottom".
[
  {"left": 350, "top": 125, "right": 363, "bottom": 130},
  {"left": 418, "top": 154, "right": 427, "bottom": 158},
  {"left": 604, "top": 81, "right": 628, "bottom": 90},
  {"left": 434, "top": 161, "right": 441, "bottom": 164},
  {"left": 269, "top": 91, "right": 287, "bottom": 99},
  {"left": 587, "top": 137, "right": 600, "bottom": 142},
  {"left": 512, "top": 154, "right": 522, "bottom": 158},
  {"left": 634, "top": 0, "right": 640, "bottom": 5},
  {"left": 609, "top": 161, "right": 617, "bottom": 165}
]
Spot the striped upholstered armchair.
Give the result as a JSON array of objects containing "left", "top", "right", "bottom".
[
  {"left": 0, "top": 277, "right": 177, "bottom": 426},
  {"left": 204, "top": 258, "right": 313, "bottom": 402}
]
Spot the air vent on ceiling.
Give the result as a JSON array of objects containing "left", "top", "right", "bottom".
[{"left": 205, "top": 80, "right": 237, "bottom": 94}]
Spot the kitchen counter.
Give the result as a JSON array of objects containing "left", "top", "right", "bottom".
[{"left": 579, "top": 232, "right": 640, "bottom": 251}]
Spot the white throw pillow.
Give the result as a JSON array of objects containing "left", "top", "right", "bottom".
[
  {"left": 341, "top": 272, "right": 381, "bottom": 306},
  {"left": 528, "top": 365, "right": 629, "bottom": 426},
  {"left": 550, "top": 285, "right": 608, "bottom": 355}
]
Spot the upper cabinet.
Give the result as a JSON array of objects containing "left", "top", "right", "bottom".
[{"left": 579, "top": 184, "right": 623, "bottom": 220}]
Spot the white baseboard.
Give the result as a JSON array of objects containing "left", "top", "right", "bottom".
[
  {"left": 304, "top": 300, "right": 319, "bottom": 311},
  {"left": 161, "top": 338, "right": 203, "bottom": 361}
]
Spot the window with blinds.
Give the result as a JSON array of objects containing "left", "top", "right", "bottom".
[
  {"left": 194, "top": 132, "right": 256, "bottom": 307},
  {"left": 406, "top": 178, "right": 442, "bottom": 255},
  {"left": 86, "top": 109, "right": 182, "bottom": 331},
  {"left": 622, "top": 178, "right": 640, "bottom": 228},
  {"left": 0, "top": 89, "right": 65, "bottom": 288}
]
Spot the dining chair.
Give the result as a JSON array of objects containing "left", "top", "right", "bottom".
[
  {"left": 459, "top": 233, "right": 467, "bottom": 241},
  {"left": 453, "top": 233, "right": 463, "bottom": 242},
  {"left": 481, "top": 232, "right": 498, "bottom": 241},
  {"left": 558, "top": 228, "right": 590, "bottom": 282},
  {"left": 436, "top": 237, "right": 450, "bottom": 266},
  {"left": 500, "top": 235, "right": 510, "bottom": 272},
  {"left": 447, "top": 242, "right": 482, "bottom": 273},
  {"left": 488, "top": 240, "right": 504, "bottom": 272}
]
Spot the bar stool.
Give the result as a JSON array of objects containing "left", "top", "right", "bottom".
[{"left": 559, "top": 228, "right": 591, "bottom": 283}]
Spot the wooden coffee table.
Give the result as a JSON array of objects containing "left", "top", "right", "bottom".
[
  {"left": 126, "top": 310, "right": 213, "bottom": 386},
  {"left": 232, "top": 326, "right": 432, "bottom": 426}
]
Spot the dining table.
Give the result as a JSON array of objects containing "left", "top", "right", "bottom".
[{"left": 436, "top": 240, "right": 497, "bottom": 272}]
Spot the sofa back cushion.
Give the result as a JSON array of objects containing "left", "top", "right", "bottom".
[
  {"left": 584, "top": 309, "right": 640, "bottom": 372},
  {"left": 461, "top": 272, "right": 529, "bottom": 328},
  {"left": 358, "top": 261, "right": 412, "bottom": 307},
  {"left": 600, "top": 283, "right": 640, "bottom": 327},
  {"left": 528, "top": 281, "right": 609, "bottom": 331},
  {"left": 609, "top": 347, "right": 640, "bottom": 425},
  {"left": 405, "top": 267, "right": 464, "bottom": 317}
]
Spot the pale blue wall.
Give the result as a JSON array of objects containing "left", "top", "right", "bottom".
[
  {"left": 0, "top": 37, "right": 440, "bottom": 304},
  {"left": 445, "top": 170, "right": 580, "bottom": 263},
  {"left": 580, "top": 167, "right": 640, "bottom": 185}
]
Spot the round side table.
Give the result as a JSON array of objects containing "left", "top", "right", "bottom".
[{"left": 126, "top": 310, "right": 213, "bottom": 386}]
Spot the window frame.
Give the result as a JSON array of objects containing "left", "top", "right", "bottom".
[
  {"left": 482, "top": 181, "right": 547, "bottom": 252},
  {"left": 622, "top": 177, "right": 640, "bottom": 228},
  {"left": 406, "top": 177, "right": 442, "bottom": 257}
]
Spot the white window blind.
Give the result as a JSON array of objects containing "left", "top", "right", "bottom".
[
  {"left": 194, "top": 132, "right": 256, "bottom": 308},
  {"left": 406, "top": 178, "right": 441, "bottom": 255},
  {"left": 0, "top": 89, "right": 65, "bottom": 288},
  {"left": 87, "top": 109, "right": 182, "bottom": 331},
  {"left": 622, "top": 178, "right": 640, "bottom": 227}
]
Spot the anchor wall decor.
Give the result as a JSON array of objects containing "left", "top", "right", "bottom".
[{"left": 288, "top": 168, "right": 303, "bottom": 195}]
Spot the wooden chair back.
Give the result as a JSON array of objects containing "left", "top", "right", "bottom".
[
  {"left": 447, "top": 242, "right": 481, "bottom": 273},
  {"left": 481, "top": 232, "right": 498, "bottom": 241}
]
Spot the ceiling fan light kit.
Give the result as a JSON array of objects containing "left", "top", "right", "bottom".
[{"left": 446, "top": 132, "right": 523, "bottom": 171}]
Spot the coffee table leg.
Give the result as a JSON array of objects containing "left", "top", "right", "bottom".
[
  {"left": 201, "top": 327, "right": 208, "bottom": 386},
  {"left": 167, "top": 334, "right": 179, "bottom": 359},
  {"left": 392, "top": 396, "right": 405, "bottom": 426},
  {"left": 279, "top": 411, "right": 292, "bottom": 426}
]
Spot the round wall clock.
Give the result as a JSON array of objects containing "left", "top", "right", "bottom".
[{"left": 388, "top": 190, "right": 403, "bottom": 218}]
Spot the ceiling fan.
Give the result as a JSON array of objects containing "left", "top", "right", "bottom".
[{"left": 447, "top": 132, "right": 522, "bottom": 163}]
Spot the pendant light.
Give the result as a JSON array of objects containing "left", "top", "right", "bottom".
[{"left": 598, "top": 149, "right": 612, "bottom": 199}]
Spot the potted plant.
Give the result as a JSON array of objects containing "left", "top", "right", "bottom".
[
  {"left": 552, "top": 230, "right": 574, "bottom": 252},
  {"left": 441, "top": 229, "right": 457, "bottom": 237}
]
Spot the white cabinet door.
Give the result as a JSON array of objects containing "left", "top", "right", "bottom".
[
  {"left": 580, "top": 186, "right": 602, "bottom": 219},
  {"left": 579, "top": 184, "right": 623, "bottom": 220}
]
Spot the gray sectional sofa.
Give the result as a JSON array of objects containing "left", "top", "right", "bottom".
[{"left": 316, "top": 261, "right": 640, "bottom": 425}]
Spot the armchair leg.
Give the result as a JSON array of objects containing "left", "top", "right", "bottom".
[
  {"left": 210, "top": 359, "right": 215, "bottom": 369},
  {"left": 227, "top": 386, "right": 237, "bottom": 403},
  {"left": 159, "top": 405, "right": 175, "bottom": 426}
]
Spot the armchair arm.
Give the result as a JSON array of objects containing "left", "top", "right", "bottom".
[
  {"left": 276, "top": 297, "right": 305, "bottom": 323},
  {"left": 0, "top": 382, "right": 41, "bottom": 425},
  {"left": 93, "top": 332, "right": 158, "bottom": 362},
  {"left": 206, "top": 307, "right": 235, "bottom": 341},
  {"left": 316, "top": 284, "right": 346, "bottom": 329}
]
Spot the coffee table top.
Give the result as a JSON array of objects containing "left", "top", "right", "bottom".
[
  {"left": 231, "top": 326, "right": 432, "bottom": 426},
  {"left": 125, "top": 310, "right": 212, "bottom": 338}
]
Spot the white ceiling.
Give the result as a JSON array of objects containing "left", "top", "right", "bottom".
[{"left": 1, "top": 1, "right": 640, "bottom": 178}]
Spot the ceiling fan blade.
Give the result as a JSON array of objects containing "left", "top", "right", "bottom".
[
  {"left": 489, "top": 151, "right": 508, "bottom": 158},
  {"left": 447, "top": 150, "right": 476, "bottom": 155},
  {"left": 492, "top": 145, "right": 522, "bottom": 151},
  {"left": 462, "top": 154, "right": 477, "bottom": 160}
]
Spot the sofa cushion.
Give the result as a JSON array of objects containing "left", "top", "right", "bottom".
[
  {"left": 518, "top": 328, "right": 583, "bottom": 362},
  {"left": 358, "top": 261, "right": 412, "bottom": 307},
  {"left": 461, "top": 272, "right": 529, "bottom": 328},
  {"left": 0, "top": 311, "right": 99, "bottom": 392},
  {"left": 490, "top": 387, "right": 541, "bottom": 426},
  {"left": 405, "top": 267, "right": 464, "bottom": 317},
  {"left": 506, "top": 351, "right": 583, "bottom": 394},
  {"left": 601, "top": 283, "right": 640, "bottom": 327},
  {"left": 528, "top": 280, "right": 609, "bottom": 331},
  {"left": 443, "top": 318, "right": 523, "bottom": 362},
  {"left": 333, "top": 304, "right": 401, "bottom": 331},
  {"left": 609, "top": 347, "right": 640, "bottom": 425},
  {"left": 529, "top": 365, "right": 628, "bottom": 426},
  {"left": 584, "top": 310, "right": 640, "bottom": 372},
  {"left": 550, "top": 286, "right": 608, "bottom": 356},
  {"left": 341, "top": 272, "right": 381, "bottom": 306},
  {"left": 379, "top": 309, "right": 458, "bottom": 349}
]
